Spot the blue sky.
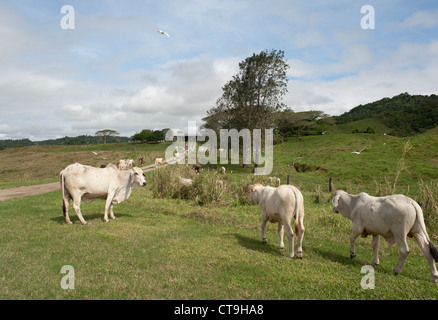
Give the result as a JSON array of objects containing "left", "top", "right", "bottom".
[{"left": 1, "top": 0, "right": 437, "bottom": 140}]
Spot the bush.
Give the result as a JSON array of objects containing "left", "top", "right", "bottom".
[
  {"left": 417, "top": 179, "right": 438, "bottom": 232},
  {"left": 150, "top": 164, "right": 265, "bottom": 206}
]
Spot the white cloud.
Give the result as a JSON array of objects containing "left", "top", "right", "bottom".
[
  {"left": 0, "top": 1, "right": 437, "bottom": 140},
  {"left": 401, "top": 9, "right": 438, "bottom": 29}
]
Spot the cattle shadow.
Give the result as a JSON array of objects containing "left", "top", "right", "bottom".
[
  {"left": 231, "top": 233, "right": 285, "bottom": 257},
  {"left": 309, "top": 246, "right": 425, "bottom": 281},
  {"left": 51, "top": 212, "right": 133, "bottom": 224},
  {"left": 309, "top": 246, "right": 362, "bottom": 268}
]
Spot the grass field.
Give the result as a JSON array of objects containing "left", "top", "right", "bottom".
[{"left": 1, "top": 129, "right": 438, "bottom": 299}]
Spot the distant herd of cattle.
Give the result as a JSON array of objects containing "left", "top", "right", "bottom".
[{"left": 58, "top": 157, "right": 438, "bottom": 283}]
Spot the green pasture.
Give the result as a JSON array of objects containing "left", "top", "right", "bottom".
[{"left": 0, "top": 129, "right": 438, "bottom": 299}]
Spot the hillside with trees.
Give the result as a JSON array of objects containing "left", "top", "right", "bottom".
[{"left": 335, "top": 93, "right": 438, "bottom": 136}]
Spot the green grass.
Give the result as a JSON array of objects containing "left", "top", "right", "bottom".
[
  {"left": 0, "top": 129, "right": 438, "bottom": 299},
  {"left": 1, "top": 188, "right": 438, "bottom": 299},
  {"left": 327, "top": 118, "right": 390, "bottom": 135}
]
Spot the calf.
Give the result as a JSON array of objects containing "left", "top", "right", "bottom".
[{"left": 250, "top": 184, "right": 305, "bottom": 259}]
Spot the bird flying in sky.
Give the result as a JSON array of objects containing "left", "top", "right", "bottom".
[{"left": 156, "top": 29, "right": 170, "bottom": 37}]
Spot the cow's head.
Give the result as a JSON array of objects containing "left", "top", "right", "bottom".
[
  {"left": 131, "top": 167, "right": 147, "bottom": 187},
  {"left": 249, "top": 183, "right": 264, "bottom": 204},
  {"left": 331, "top": 190, "right": 349, "bottom": 217}
]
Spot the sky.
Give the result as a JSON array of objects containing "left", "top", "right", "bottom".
[{"left": 0, "top": 0, "right": 437, "bottom": 140}]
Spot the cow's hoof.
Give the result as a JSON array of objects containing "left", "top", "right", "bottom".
[
  {"left": 262, "top": 238, "right": 267, "bottom": 243},
  {"left": 350, "top": 252, "right": 356, "bottom": 259},
  {"left": 297, "top": 251, "right": 303, "bottom": 259},
  {"left": 393, "top": 269, "right": 400, "bottom": 276}
]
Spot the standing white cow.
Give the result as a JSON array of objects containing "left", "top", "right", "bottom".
[
  {"left": 155, "top": 158, "right": 163, "bottom": 168},
  {"left": 60, "top": 163, "right": 147, "bottom": 225},
  {"left": 250, "top": 184, "right": 305, "bottom": 259},
  {"left": 118, "top": 159, "right": 134, "bottom": 170},
  {"left": 332, "top": 190, "right": 438, "bottom": 283}
]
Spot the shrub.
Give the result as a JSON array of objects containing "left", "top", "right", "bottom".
[{"left": 417, "top": 179, "right": 438, "bottom": 232}]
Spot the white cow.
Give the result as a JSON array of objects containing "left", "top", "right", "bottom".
[
  {"left": 60, "top": 163, "right": 147, "bottom": 225},
  {"left": 118, "top": 159, "right": 134, "bottom": 170},
  {"left": 250, "top": 184, "right": 305, "bottom": 259},
  {"left": 220, "top": 166, "right": 226, "bottom": 174},
  {"left": 332, "top": 190, "right": 438, "bottom": 283},
  {"left": 117, "top": 159, "right": 126, "bottom": 170},
  {"left": 267, "top": 177, "right": 280, "bottom": 187},
  {"left": 155, "top": 158, "right": 163, "bottom": 168},
  {"left": 178, "top": 176, "right": 193, "bottom": 186}
]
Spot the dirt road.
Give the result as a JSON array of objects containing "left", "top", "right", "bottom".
[
  {"left": 0, "top": 164, "right": 165, "bottom": 202},
  {"left": 0, "top": 182, "right": 60, "bottom": 202}
]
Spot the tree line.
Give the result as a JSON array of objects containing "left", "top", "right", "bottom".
[{"left": 0, "top": 128, "right": 167, "bottom": 149}]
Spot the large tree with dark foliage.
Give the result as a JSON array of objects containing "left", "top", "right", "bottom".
[{"left": 203, "top": 49, "right": 289, "bottom": 132}]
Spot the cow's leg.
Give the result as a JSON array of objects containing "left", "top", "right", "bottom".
[
  {"left": 104, "top": 194, "right": 114, "bottom": 222},
  {"left": 71, "top": 195, "right": 87, "bottom": 225},
  {"left": 277, "top": 223, "right": 284, "bottom": 249},
  {"left": 393, "top": 235, "right": 409, "bottom": 275},
  {"left": 372, "top": 235, "right": 380, "bottom": 266},
  {"left": 350, "top": 227, "right": 361, "bottom": 259},
  {"left": 63, "top": 194, "right": 72, "bottom": 225},
  {"left": 109, "top": 204, "right": 115, "bottom": 220},
  {"left": 283, "top": 222, "right": 295, "bottom": 259},
  {"left": 295, "top": 216, "right": 305, "bottom": 259},
  {"left": 261, "top": 213, "right": 268, "bottom": 243},
  {"left": 413, "top": 232, "right": 438, "bottom": 283}
]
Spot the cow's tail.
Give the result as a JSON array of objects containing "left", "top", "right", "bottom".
[
  {"left": 412, "top": 200, "right": 438, "bottom": 262},
  {"left": 60, "top": 171, "right": 66, "bottom": 217},
  {"left": 289, "top": 185, "right": 304, "bottom": 234}
]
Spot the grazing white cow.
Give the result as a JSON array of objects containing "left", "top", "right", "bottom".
[
  {"left": 250, "top": 184, "right": 305, "bottom": 259},
  {"left": 60, "top": 163, "right": 147, "bottom": 225},
  {"left": 178, "top": 176, "right": 193, "bottom": 186},
  {"left": 220, "top": 166, "right": 226, "bottom": 174},
  {"left": 155, "top": 157, "right": 163, "bottom": 168},
  {"left": 332, "top": 190, "right": 438, "bottom": 283}
]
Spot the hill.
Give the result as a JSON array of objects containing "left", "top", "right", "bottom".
[
  {"left": 334, "top": 92, "right": 438, "bottom": 136},
  {"left": 327, "top": 118, "right": 390, "bottom": 135}
]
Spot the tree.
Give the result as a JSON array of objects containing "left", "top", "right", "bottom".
[
  {"left": 203, "top": 49, "right": 289, "bottom": 132},
  {"left": 95, "top": 129, "right": 119, "bottom": 144},
  {"left": 132, "top": 129, "right": 152, "bottom": 143},
  {"left": 148, "top": 130, "right": 165, "bottom": 143}
]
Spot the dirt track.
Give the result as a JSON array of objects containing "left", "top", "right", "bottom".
[
  {"left": 0, "top": 164, "right": 165, "bottom": 202},
  {"left": 0, "top": 182, "right": 60, "bottom": 202}
]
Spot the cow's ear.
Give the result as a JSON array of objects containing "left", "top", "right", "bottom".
[
  {"left": 142, "top": 173, "right": 146, "bottom": 177},
  {"left": 332, "top": 194, "right": 340, "bottom": 207}
]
